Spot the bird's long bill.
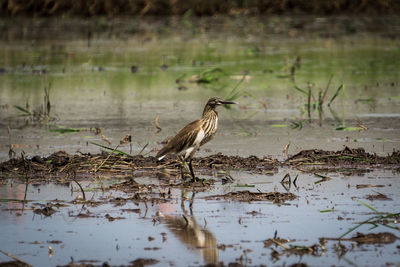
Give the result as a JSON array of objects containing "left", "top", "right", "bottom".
[{"left": 219, "top": 99, "right": 238, "bottom": 105}]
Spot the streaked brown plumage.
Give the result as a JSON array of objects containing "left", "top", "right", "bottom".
[{"left": 156, "top": 97, "right": 237, "bottom": 181}]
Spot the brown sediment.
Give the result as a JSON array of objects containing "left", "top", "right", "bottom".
[
  {"left": 0, "top": 147, "right": 398, "bottom": 183},
  {"left": 285, "top": 146, "right": 400, "bottom": 166},
  {"left": 0, "top": 151, "right": 279, "bottom": 182}
]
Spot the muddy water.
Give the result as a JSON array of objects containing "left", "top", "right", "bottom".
[
  {"left": 0, "top": 17, "right": 400, "bottom": 162},
  {"left": 1, "top": 168, "right": 399, "bottom": 266},
  {"left": 0, "top": 16, "right": 400, "bottom": 266}
]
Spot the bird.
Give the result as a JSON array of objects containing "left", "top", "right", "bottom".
[{"left": 156, "top": 97, "right": 237, "bottom": 182}]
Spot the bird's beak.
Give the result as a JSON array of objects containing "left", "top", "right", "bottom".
[{"left": 219, "top": 100, "right": 238, "bottom": 105}]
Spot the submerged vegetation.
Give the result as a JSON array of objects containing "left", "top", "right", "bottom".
[{"left": 11, "top": 82, "right": 54, "bottom": 124}]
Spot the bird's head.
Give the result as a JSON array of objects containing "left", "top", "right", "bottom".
[{"left": 206, "top": 97, "right": 238, "bottom": 108}]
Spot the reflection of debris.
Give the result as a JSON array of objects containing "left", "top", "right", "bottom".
[
  {"left": 144, "top": 247, "right": 161, "bottom": 251},
  {"left": 206, "top": 190, "right": 297, "bottom": 204},
  {"left": 271, "top": 242, "right": 325, "bottom": 260},
  {"left": 48, "top": 246, "right": 54, "bottom": 257},
  {"left": 268, "top": 231, "right": 325, "bottom": 260},
  {"left": 47, "top": 240, "right": 62, "bottom": 244},
  {"left": 121, "top": 208, "right": 141, "bottom": 213},
  {"left": 105, "top": 214, "right": 125, "bottom": 222},
  {"left": 33, "top": 205, "right": 56, "bottom": 216},
  {"left": 325, "top": 232, "right": 398, "bottom": 245},
  {"left": 314, "top": 173, "right": 331, "bottom": 184},
  {"left": 356, "top": 184, "right": 385, "bottom": 189},
  {"left": 60, "top": 261, "right": 105, "bottom": 267},
  {"left": 366, "top": 192, "right": 392, "bottom": 201},
  {"left": 130, "top": 258, "right": 159, "bottom": 266},
  {"left": 280, "top": 173, "right": 292, "bottom": 191}
]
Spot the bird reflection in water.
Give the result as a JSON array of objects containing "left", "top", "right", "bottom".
[{"left": 159, "top": 190, "right": 219, "bottom": 264}]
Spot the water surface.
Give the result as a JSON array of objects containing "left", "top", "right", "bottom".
[{"left": 0, "top": 16, "right": 399, "bottom": 161}]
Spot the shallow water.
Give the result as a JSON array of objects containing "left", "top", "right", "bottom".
[
  {"left": 1, "top": 168, "right": 399, "bottom": 266},
  {"left": 0, "top": 16, "right": 400, "bottom": 266},
  {"left": 0, "top": 16, "right": 400, "bottom": 161}
]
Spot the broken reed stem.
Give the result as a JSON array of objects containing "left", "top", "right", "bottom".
[
  {"left": 95, "top": 144, "right": 120, "bottom": 173},
  {"left": 72, "top": 178, "right": 86, "bottom": 201},
  {"left": 269, "top": 238, "right": 289, "bottom": 249},
  {"left": 0, "top": 249, "right": 32, "bottom": 266},
  {"left": 138, "top": 142, "right": 149, "bottom": 155},
  {"left": 154, "top": 115, "right": 162, "bottom": 133}
]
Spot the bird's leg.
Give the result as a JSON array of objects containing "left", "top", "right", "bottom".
[
  {"left": 180, "top": 163, "right": 184, "bottom": 183},
  {"left": 188, "top": 159, "right": 196, "bottom": 182},
  {"left": 179, "top": 155, "right": 189, "bottom": 183}
]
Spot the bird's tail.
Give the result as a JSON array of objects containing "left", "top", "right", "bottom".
[{"left": 156, "top": 146, "right": 168, "bottom": 161}]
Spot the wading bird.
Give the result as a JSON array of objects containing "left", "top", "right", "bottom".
[{"left": 156, "top": 97, "right": 237, "bottom": 182}]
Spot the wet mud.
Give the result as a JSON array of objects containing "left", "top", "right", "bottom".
[
  {"left": 1, "top": 147, "right": 398, "bottom": 184},
  {"left": 285, "top": 146, "right": 400, "bottom": 166}
]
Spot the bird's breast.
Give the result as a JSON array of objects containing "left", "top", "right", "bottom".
[{"left": 194, "top": 128, "right": 206, "bottom": 146}]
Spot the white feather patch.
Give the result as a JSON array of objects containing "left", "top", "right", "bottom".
[
  {"left": 194, "top": 128, "right": 205, "bottom": 146},
  {"left": 184, "top": 128, "right": 205, "bottom": 159}
]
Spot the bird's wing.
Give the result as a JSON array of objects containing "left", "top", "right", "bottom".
[{"left": 156, "top": 119, "right": 202, "bottom": 159}]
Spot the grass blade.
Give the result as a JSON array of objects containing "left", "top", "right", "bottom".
[
  {"left": 293, "top": 86, "right": 308, "bottom": 96},
  {"left": 14, "top": 105, "right": 32, "bottom": 115},
  {"left": 357, "top": 200, "right": 379, "bottom": 213},
  {"left": 339, "top": 216, "right": 378, "bottom": 239},
  {"left": 90, "top": 142, "right": 132, "bottom": 157},
  {"left": 328, "top": 84, "right": 343, "bottom": 106},
  {"left": 48, "top": 126, "right": 80, "bottom": 133},
  {"left": 320, "top": 209, "right": 334, "bottom": 213}
]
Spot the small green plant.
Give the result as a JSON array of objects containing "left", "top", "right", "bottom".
[
  {"left": 292, "top": 75, "right": 346, "bottom": 129},
  {"left": 12, "top": 82, "right": 55, "bottom": 123},
  {"left": 339, "top": 200, "right": 400, "bottom": 239}
]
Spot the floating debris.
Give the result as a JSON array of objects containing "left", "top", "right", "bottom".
[
  {"left": 206, "top": 190, "right": 297, "bottom": 204},
  {"left": 325, "top": 232, "right": 398, "bottom": 245},
  {"left": 120, "top": 134, "right": 132, "bottom": 144},
  {"left": 33, "top": 205, "right": 57, "bottom": 216},
  {"left": 366, "top": 192, "right": 392, "bottom": 201}
]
